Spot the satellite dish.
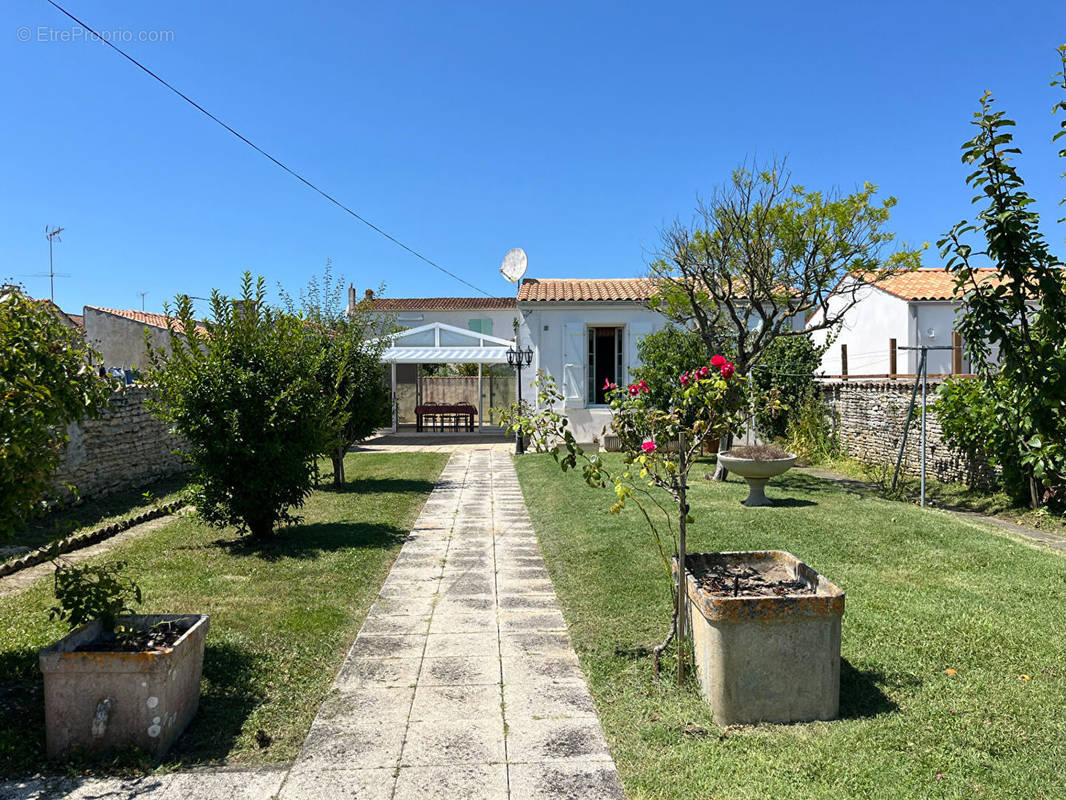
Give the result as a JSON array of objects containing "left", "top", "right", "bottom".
[{"left": 500, "top": 248, "right": 528, "bottom": 283}]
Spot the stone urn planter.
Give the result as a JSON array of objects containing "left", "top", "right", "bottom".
[
  {"left": 39, "top": 613, "right": 209, "bottom": 759},
  {"left": 680, "top": 551, "right": 844, "bottom": 725},
  {"left": 717, "top": 447, "right": 798, "bottom": 506}
]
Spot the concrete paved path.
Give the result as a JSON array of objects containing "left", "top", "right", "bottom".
[{"left": 276, "top": 448, "right": 623, "bottom": 799}]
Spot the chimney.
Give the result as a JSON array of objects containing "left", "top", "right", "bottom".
[
  {"left": 365, "top": 288, "right": 375, "bottom": 301},
  {"left": 347, "top": 284, "right": 356, "bottom": 314}
]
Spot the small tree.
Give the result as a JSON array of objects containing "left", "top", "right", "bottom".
[
  {"left": 0, "top": 286, "right": 113, "bottom": 534},
  {"left": 280, "top": 264, "right": 391, "bottom": 486},
  {"left": 936, "top": 46, "right": 1066, "bottom": 509},
  {"left": 146, "top": 273, "right": 332, "bottom": 537},
  {"left": 511, "top": 357, "right": 767, "bottom": 682},
  {"left": 649, "top": 159, "right": 923, "bottom": 476}
]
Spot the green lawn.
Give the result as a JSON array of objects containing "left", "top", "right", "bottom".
[
  {"left": 818, "top": 456, "right": 1066, "bottom": 537},
  {"left": 516, "top": 453, "right": 1066, "bottom": 800},
  {"left": 0, "top": 451, "right": 446, "bottom": 778}
]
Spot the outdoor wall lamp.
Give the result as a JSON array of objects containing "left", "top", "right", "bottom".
[{"left": 506, "top": 345, "right": 534, "bottom": 454}]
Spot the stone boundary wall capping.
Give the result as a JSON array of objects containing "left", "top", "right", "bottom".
[
  {"left": 819, "top": 379, "right": 998, "bottom": 489},
  {"left": 53, "top": 385, "right": 189, "bottom": 502},
  {"left": 0, "top": 500, "right": 185, "bottom": 578}
]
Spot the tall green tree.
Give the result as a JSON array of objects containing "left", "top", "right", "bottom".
[
  {"left": 650, "top": 159, "right": 922, "bottom": 475},
  {"left": 0, "top": 286, "right": 113, "bottom": 534},
  {"left": 936, "top": 46, "right": 1066, "bottom": 509},
  {"left": 280, "top": 263, "right": 391, "bottom": 486},
  {"left": 146, "top": 273, "right": 332, "bottom": 537}
]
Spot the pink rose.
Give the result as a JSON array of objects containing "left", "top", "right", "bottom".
[
  {"left": 697, "top": 366, "right": 709, "bottom": 379},
  {"left": 680, "top": 372, "right": 689, "bottom": 386},
  {"left": 638, "top": 380, "right": 649, "bottom": 394},
  {"left": 720, "top": 362, "right": 735, "bottom": 379},
  {"left": 628, "top": 383, "right": 640, "bottom": 396},
  {"left": 710, "top": 354, "right": 727, "bottom": 367},
  {"left": 603, "top": 378, "right": 616, "bottom": 391},
  {"left": 642, "top": 441, "right": 657, "bottom": 453}
]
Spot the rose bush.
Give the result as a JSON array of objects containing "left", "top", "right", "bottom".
[{"left": 511, "top": 355, "right": 771, "bottom": 682}]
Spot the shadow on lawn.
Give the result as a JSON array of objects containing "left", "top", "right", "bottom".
[
  {"left": 317, "top": 477, "right": 436, "bottom": 496},
  {"left": 838, "top": 658, "right": 899, "bottom": 719},
  {"left": 213, "top": 521, "right": 409, "bottom": 561},
  {"left": 760, "top": 497, "right": 818, "bottom": 509},
  {"left": 165, "top": 642, "right": 266, "bottom": 768},
  {"left": 782, "top": 471, "right": 874, "bottom": 501}
]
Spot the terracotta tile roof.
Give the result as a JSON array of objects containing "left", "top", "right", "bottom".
[
  {"left": 517, "top": 278, "right": 659, "bottom": 303},
  {"left": 367, "top": 297, "right": 516, "bottom": 311},
  {"left": 870, "top": 268, "right": 1001, "bottom": 301},
  {"left": 87, "top": 306, "right": 205, "bottom": 335},
  {"left": 65, "top": 313, "right": 84, "bottom": 330}
]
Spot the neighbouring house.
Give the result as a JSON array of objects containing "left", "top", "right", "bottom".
[
  {"left": 82, "top": 306, "right": 196, "bottom": 370},
  {"left": 808, "top": 268, "right": 998, "bottom": 377}
]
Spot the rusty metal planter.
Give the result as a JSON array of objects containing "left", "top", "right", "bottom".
[
  {"left": 682, "top": 551, "right": 844, "bottom": 725},
  {"left": 39, "top": 613, "right": 209, "bottom": 760}
]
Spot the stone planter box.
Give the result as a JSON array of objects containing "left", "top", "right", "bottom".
[
  {"left": 682, "top": 551, "right": 843, "bottom": 725},
  {"left": 39, "top": 613, "right": 209, "bottom": 759},
  {"left": 716, "top": 451, "right": 798, "bottom": 506}
]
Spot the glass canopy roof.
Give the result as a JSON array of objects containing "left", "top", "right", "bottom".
[{"left": 375, "top": 321, "right": 515, "bottom": 364}]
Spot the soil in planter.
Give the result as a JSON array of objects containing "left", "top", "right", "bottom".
[
  {"left": 688, "top": 559, "right": 812, "bottom": 598},
  {"left": 725, "top": 443, "right": 792, "bottom": 461},
  {"left": 73, "top": 617, "right": 193, "bottom": 653}
]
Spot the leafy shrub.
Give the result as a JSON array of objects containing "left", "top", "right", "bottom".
[
  {"left": 632, "top": 325, "right": 711, "bottom": 412},
  {"left": 50, "top": 560, "right": 141, "bottom": 636},
  {"left": 750, "top": 333, "right": 825, "bottom": 440},
  {"left": 783, "top": 388, "right": 840, "bottom": 465},
  {"left": 146, "top": 273, "right": 333, "bottom": 538},
  {"left": 0, "top": 286, "right": 113, "bottom": 535},
  {"left": 935, "top": 376, "right": 1034, "bottom": 505}
]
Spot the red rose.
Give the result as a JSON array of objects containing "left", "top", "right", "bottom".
[
  {"left": 628, "top": 383, "right": 640, "bottom": 396},
  {"left": 697, "top": 366, "right": 710, "bottom": 379},
  {"left": 720, "top": 362, "right": 735, "bottom": 379},
  {"left": 680, "top": 372, "right": 689, "bottom": 386},
  {"left": 642, "top": 441, "right": 657, "bottom": 453},
  {"left": 710, "top": 354, "right": 727, "bottom": 367}
]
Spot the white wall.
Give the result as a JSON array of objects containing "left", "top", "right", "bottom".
[
  {"left": 810, "top": 280, "right": 912, "bottom": 376},
  {"left": 914, "top": 302, "right": 968, "bottom": 374},
  {"left": 517, "top": 303, "right": 669, "bottom": 442},
  {"left": 83, "top": 308, "right": 174, "bottom": 370}
]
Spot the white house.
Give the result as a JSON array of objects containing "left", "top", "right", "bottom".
[
  {"left": 514, "top": 278, "right": 668, "bottom": 441},
  {"left": 360, "top": 278, "right": 673, "bottom": 441},
  {"left": 809, "top": 269, "right": 996, "bottom": 377}
]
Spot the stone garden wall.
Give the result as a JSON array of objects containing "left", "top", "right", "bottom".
[
  {"left": 820, "top": 379, "right": 998, "bottom": 489},
  {"left": 53, "top": 386, "right": 188, "bottom": 500}
]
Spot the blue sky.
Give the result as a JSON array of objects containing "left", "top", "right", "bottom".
[{"left": 3, "top": 1, "right": 1065, "bottom": 315}]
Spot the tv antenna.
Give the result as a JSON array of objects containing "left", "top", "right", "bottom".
[
  {"left": 500, "top": 248, "right": 528, "bottom": 283},
  {"left": 19, "top": 226, "right": 70, "bottom": 301},
  {"left": 45, "top": 226, "right": 66, "bottom": 302},
  {"left": 138, "top": 291, "right": 149, "bottom": 311}
]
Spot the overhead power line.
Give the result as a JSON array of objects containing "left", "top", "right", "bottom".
[{"left": 43, "top": 0, "right": 493, "bottom": 298}]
